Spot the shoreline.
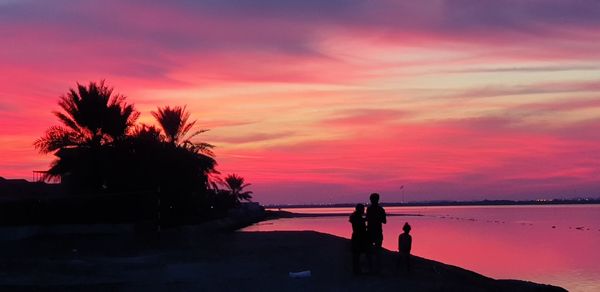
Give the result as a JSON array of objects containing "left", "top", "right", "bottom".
[
  {"left": 0, "top": 226, "right": 566, "bottom": 291},
  {"left": 0, "top": 208, "right": 568, "bottom": 291}
]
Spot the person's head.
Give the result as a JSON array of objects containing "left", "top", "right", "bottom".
[
  {"left": 403, "top": 222, "right": 411, "bottom": 234},
  {"left": 355, "top": 203, "right": 364, "bottom": 214},
  {"left": 369, "top": 193, "right": 380, "bottom": 205}
]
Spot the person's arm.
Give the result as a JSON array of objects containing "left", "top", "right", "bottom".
[
  {"left": 382, "top": 207, "right": 387, "bottom": 224},
  {"left": 408, "top": 235, "right": 412, "bottom": 253},
  {"left": 398, "top": 235, "right": 401, "bottom": 252}
]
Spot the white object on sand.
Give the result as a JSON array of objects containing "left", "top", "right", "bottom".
[{"left": 289, "top": 270, "right": 311, "bottom": 278}]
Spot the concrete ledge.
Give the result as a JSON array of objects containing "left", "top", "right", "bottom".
[
  {"left": 0, "top": 224, "right": 135, "bottom": 241},
  {"left": 0, "top": 203, "right": 265, "bottom": 241}
]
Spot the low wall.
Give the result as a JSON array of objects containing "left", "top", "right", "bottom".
[
  {"left": 0, "top": 224, "right": 135, "bottom": 241},
  {"left": 0, "top": 203, "right": 265, "bottom": 241}
]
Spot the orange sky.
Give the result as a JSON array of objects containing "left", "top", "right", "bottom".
[{"left": 2, "top": 0, "right": 600, "bottom": 203}]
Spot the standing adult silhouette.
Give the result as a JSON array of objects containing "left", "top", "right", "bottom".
[
  {"left": 366, "top": 192, "right": 386, "bottom": 273},
  {"left": 349, "top": 204, "right": 368, "bottom": 275}
]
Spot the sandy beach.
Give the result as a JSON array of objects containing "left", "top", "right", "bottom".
[{"left": 0, "top": 228, "right": 565, "bottom": 291}]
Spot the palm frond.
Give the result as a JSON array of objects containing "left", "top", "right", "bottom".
[
  {"left": 34, "top": 126, "right": 82, "bottom": 153},
  {"left": 53, "top": 111, "right": 81, "bottom": 133}
]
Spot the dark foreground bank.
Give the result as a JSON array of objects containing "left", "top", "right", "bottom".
[{"left": 0, "top": 230, "right": 564, "bottom": 291}]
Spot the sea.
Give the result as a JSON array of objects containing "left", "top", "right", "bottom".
[{"left": 242, "top": 204, "right": 600, "bottom": 292}]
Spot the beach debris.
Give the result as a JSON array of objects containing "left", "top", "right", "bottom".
[{"left": 289, "top": 270, "right": 311, "bottom": 278}]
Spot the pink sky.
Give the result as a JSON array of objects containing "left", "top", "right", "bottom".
[{"left": 1, "top": 0, "right": 600, "bottom": 204}]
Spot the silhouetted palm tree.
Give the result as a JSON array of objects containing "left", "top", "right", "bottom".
[
  {"left": 221, "top": 174, "right": 253, "bottom": 203},
  {"left": 34, "top": 81, "right": 139, "bottom": 189},
  {"left": 34, "top": 80, "right": 139, "bottom": 153},
  {"left": 151, "top": 106, "right": 213, "bottom": 155},
  {"left": 34, "top": 81, "right": 223, "bottom": 222}
]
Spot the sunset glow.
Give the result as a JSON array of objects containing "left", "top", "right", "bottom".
[{"left": 2, "top": 0, "right": 600, "bottom": 203}]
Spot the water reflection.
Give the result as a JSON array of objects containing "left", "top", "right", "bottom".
[{"left": 243, "top": 205, "right": 600, "bottom": 292}]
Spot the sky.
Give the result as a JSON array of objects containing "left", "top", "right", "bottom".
[{"left": 1, "top": 0, "right": 600, "bottom": 204}]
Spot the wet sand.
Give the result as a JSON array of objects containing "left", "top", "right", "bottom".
[{"left": 0, "top": 229, "right": 565, "bottom": 291}]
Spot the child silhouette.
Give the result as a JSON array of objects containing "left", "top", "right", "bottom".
[{"left": 398, "top": 222, "right": 412, "bottom": 273}]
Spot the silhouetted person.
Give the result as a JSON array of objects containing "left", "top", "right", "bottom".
[
  {"left": 349, "top": 204, "right": 368, "bottom": 275},
  {"left": 398, "top": 222, "right": 412, "bottom": 273},
  {"left": 366, "top": 192, "right": 386, "bottom": 273}
]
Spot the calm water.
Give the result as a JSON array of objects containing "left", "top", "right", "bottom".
[{"left": 242, "top": 205, "right": 600, "bottom": 291}]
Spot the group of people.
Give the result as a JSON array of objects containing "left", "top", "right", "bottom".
[{"left": 349, "top": 193, "right": 412, "bottom": 275}]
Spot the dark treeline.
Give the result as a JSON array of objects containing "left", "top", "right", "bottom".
[
  {"left": 268, "top": 198, "right": 600, "bottom": 209},
  {"left": 3, "top": 80, "right": 254, "bottom": 226}
]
